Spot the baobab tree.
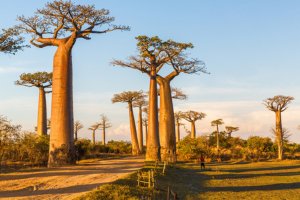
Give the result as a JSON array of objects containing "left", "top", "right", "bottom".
[
  {"left": 211, "top": 119, "right": 224, "bottom": 155},
  {"left": 17, "top": 0, "right": 129, "bottom": 166},
  {"left": 182, "top": 111, "right": 206, "bottom": 139},
  {"left": 0, "top": 28, "right": 27, "bottom": 54},
  {"left": 89, "top": 123, "right": 100, "bottom": 145},
  {"left": 74, "top": 121, "right": 83, "bottom": 141},
  {"left": 225, "top": 126, "right": 239, "bottom": 138},
  {"left": 98, "top": 114, "right": 112, "bottom": 145},
  {"left": 264, "top": 95, "right": 294, "bottom": 160},
  {"left": 113, "top": 36, "right": 206, "bottom": 161},
  {"left": 15, "top": 72, "right": 52, "bottom": 136},
  {"left": 174, "top": 111, "right": 185, "bottom": 143},
  {"left": 133, "top": 94, "right": 147, "bottom": 152},
  {"left": 112, "top": 91, "right": 144, "bottom": 155}
]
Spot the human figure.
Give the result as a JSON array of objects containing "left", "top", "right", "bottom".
[{"left": 200, "top": 154, "right": 205, "bottom": 170}]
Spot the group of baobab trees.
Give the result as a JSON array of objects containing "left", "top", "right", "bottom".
[{"left": 1, "top": 0, "right": 294, "bottom": 167}]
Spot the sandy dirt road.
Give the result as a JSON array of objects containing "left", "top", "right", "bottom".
[{"left": 0, "top": 156, "right": 144, "bottom": 200}]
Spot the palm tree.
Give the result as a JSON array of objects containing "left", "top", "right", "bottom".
[
  {"left": 15, "top": 72, "right": 52, "bottom": 136},
  {"left": 112, "top": 91, "right": 144, "bottom": 155},
  {"left": 182, "top": 111, "right": 206, "bottom": 139},
  {"left": 264, "top": 95, "right": 294, "bottom": 160}
]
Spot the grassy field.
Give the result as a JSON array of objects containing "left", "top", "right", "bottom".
[{"left": 79, "top": 160, "right": 300, "bottom": 200}]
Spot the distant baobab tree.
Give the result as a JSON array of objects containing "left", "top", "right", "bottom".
[
  {"left": 112, "top": 91, "right": 144, "bottom": 155},
  {"left": 89, "top": 123, "right": 100, "bottom": 145},
  {"left": 17, "top": 0, "right": 129, "bottom": 166},
  {"left": 174, "top": 111, "right": 185, "bottom": 143},
  {"left": 15, "top": 72, "right": 52, "bottom": 136},
  {"left": 74, "top": 121, "right": 84, "bottom": 141},
  {"left": 113, "top": 36, "right": 206, "bottom": 161},
  {"left": 133, "top": 94, "right": 147, "bottom": 152},
  {"left": 0, "top": 28, "right": 27, "bottom": 54},
  {"left": 264, "top": 95, "right": 294, "bottom": 160},
  {"left": 98, "top": 114, "right": 112, "bottom": 145},
  {"left": 225, "top": 126, "right": 239, "bottom": 138},
  {"left": 182, "top": 111, "right": 206, "bottom": 139},
  {"left": 211, "top": 119, "right": 224, "bottom": 154}
]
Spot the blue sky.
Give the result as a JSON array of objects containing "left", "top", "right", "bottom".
[{"left": 1, "top": 0, "right": 300, "bottom": 142}]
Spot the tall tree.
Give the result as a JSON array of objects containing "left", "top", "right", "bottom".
[
  {"left": 133, "top": 94, "right": 147, "bottom": 152},
  {"left": 182, "top": 111, "right": 206, "bottom": 139},
  {"left": 264, "top": 95, "right": 294, "bottom": 160},
  {"left": 174, "top": 111, "right": 184, "bottom": 143},
  {"left": 74, "top": 121, "right": 83, "bottom": 141},
  {"left": 15, "top": 72, "right": 52, "bottom": 136},
  {"left": 112, "top": 91, "right": 143, "bottom": 155},
  {"left": 98, "top": 114, "right": 112, "bottom": 145},
  {"left": 17, "top": 0, "right": 129, "bottom": 166},
  {"left": 113, "top": 36, "right": 206, "bottom": 161},
  {"left": 0, "top": 28, "right": 27, "bottom": 54},
  {"left": 88, "top": 123, "right": 100, "bottom": 145},
  {"left": 225, "top": 126, "right": 239, "bottom": 138},
  {"left": 211, "top": 119, "right": 224, "bottom": 154}
]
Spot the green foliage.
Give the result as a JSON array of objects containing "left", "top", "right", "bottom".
[
  {"left": 15, "top": 71, "right": 52, "bottom": 88},
  {"left": 75, "top": 139, "right": 131, "bottom": 160},
  {"left": 0, "top": 28, "right": 27, "bottom": 54},
  {"left": 246, "top": 136, "right": 275, "bottom": 160},
  {"left": 177, "top": 136, "right": 211, "bottom": 160}
]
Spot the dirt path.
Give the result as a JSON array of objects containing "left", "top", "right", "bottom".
[{"left": 0, "top": 156, "right": 144, "bottom": 200}]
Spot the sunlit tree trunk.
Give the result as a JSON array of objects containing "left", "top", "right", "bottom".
[
  {"left": 128, "top": 102, "right": 140, "bottom": 155},
  {"left": 48, "top": 39, "right": 75, "bottom": 167},
  {"left": 158, "top": 78, "right": 176, "bottom": 162},
  {"left": 92, "top": 130, "right": 95, "bottom": 145},
  {"left": 37, "top": 87, "right": 47, "bottom": 136},
  {"left": 191, "top": 121, "right": 196, "bottom": 139},
  {"left": 102, "top": 128, "right": 106, "bottom": 145},
  {"left": 138, "top": 106, "right": 143, "bottom": 151},
  {"left": 216, "top": 125, "right": 220, "bottom": 152},
  {"left": 176, "top": 120, "right": 180, "bottom": 143},
  {"left": 276, "top": 111, "right": 283, "bottom": 160},
  {"left": 146, "top": 68, "right": 160, "bottom": 161}
]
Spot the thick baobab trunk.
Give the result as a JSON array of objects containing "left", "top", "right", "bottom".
[
  {"left": 146, "top": 68, "right": 160, "bottom": 161},
  {"left": 37, "top": 87, "right": 47, "bottom": 136},
  {"left": 158, "top": 79, "right": 176, "bottom": 162},
  {"left": 92, "top": 130, "right": 96, "bottom": 145},
  {"left": 138, "top": 106, "right": 143, "bottom": 152},
  {"left": 48, "top": 42, "right": 75, "bottom": 167},
  {"left": 176, "top": 120, "right": 180, "bottom": 143},
  {"left": 128, "top": 102, "right": 140, "bottom": 155},
  {"left": 102, "top": 128, "right": 106, "bottom": 145},
  {"left": 276, "top": 111, "right": 283, "bottom": 160},
  {"left": 191, "top": 121, "right": 196, "bottom": 139}
]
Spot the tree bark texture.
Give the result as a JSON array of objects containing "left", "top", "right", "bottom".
[
  {"left": 128, "top": 102, "right": 140, "bottom": 155},
  {"left": 158, "top": 78, "right": 176, "bottom": 162},
  {"left": 92, "top": 130, "right": 95, "bottom": 145},
  {"left": 176, "top": 120, "right": 180, "bottom": 143},
  {"left": 48, "top": 40, "right": 75, "bottom": 167},
  {"left": 102, "top": 128, "right": 106, "bottom": 145},
  {"left": 138, "top": 106, "right": 143, "bottom": 151},
  {"left": 37, "top": 87, "right": 47, "bottom": 136},
  {"left": 146, "top": 68, "right": 161, "bottom": 161},
  {"left": 191, "top": 121, "right": 196, "bottom": 139},
  {"left": 276, "top": 111, "right": 283, "bottom": 160}
]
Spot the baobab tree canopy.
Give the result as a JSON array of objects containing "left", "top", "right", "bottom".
[
  {"left": 112, "top": 91, "right": 144, "bottom": 104},
  {"left": 211, "top": 119, "right": 224, "bottom": 127},
  {"left": 15, "top": 72, "right": 52, "bottom": 88},
  {"left": 0, "top": 28, "right": 27, "bottom": 54},
  {"left": 182, "top": 110, "right": 206, "bottom": 122},
  {"left": 112, "top": 35, "right": 206, "bottom": 76},
  {"left": 263, "top": 95, "right": 294, "bottom": 112},
  {"left": 17, "top": 0, "right": 129, "bottom": 46}
]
